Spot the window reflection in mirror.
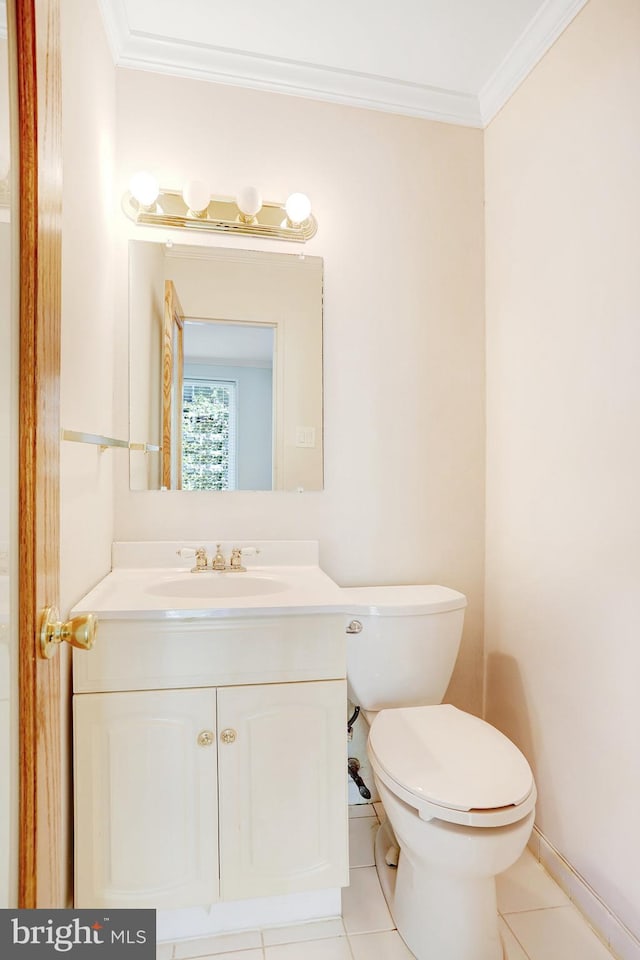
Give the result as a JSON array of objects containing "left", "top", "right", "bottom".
[
  {"left": 129, "top": 242, "right": 323, "bottom": 492},
  {"left": 182, "top": 321, "right": 274, "bottom": 491}
]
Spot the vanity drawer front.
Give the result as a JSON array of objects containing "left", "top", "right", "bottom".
[{"left": 73, "top": 614, "right": 346, "bottom": 693}]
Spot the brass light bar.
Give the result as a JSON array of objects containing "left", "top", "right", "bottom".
[{"left": 122, "top": 188, "right": 317, "bottom": 243}]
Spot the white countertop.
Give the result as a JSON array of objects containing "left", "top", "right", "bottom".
[
  {"left": 71, "top": 564, "right": 346, "bottom": 620},
  {"left": 69, "top": 541, "right": 466, "bottom": 621}
]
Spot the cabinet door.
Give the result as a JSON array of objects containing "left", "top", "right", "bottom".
[
  {"left": 217, "top": 680, "right": 348, "bottom": 901},
  {"left": 74, "top": 688, "right": 218, "bottom": 908}
]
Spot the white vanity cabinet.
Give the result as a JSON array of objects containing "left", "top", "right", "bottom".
[
  {"left": 217, "top": 680, "right": 347, "bottom": 901},
  {"left": 74, "top": 688, "right": 219, "bottom": 909},
  {"left": 73, "top": 614, "right": 348, "bottom": 910}
]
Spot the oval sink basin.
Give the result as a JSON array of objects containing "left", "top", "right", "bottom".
[{"left": 146, "top": 574, "right": 289, "bottom": 600}]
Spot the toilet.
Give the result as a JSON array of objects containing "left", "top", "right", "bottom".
[{"left": 343, "top": 585, "right": 536, "bottom": 960}]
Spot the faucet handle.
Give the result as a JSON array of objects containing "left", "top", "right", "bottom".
[
  {"left": 228, "top": 546, "right": 262, "bottom": 571},
  {"left": 176, "top": 546, "right": 211, "bottom": 572},
  {"left": 228, "top": 547, "right": 246, "bottom": 572},
  {"left": 176, "top": 547, "right": 196, "bottom": 561},
  {"left": 239, "top": 546, "right": 261, "bottom": 558},
  {"left": 177, "top": 546, "right": 207, "bottom": 573}
]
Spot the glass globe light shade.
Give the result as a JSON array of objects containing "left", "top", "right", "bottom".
[
  {"left": 236, "top": 185, "right": 263, "bottom": 218},
  {"left": 182, "top": 179, "right": 210, "bottom": 216},
  {"left": 129, "top": 170, "right": 159, "bottom": 208},
  {"left": 285, "top": 192, "right": 312, "bottom": 225}
]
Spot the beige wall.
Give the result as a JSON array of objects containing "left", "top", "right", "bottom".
[
  {"left": 60, "top": 0, "right": 117, "bottom": 615},
  {"left": 113, "top": 73, "right": 486, "bottom": 714},
  {"left": 485, "top": 0, "right": 640, "bottom": 938},
  {"left": 59, "top": 0, "right": 117, "bottom": 903},
  {"left": 128, "top": 240, "right": 164, "bottom": 489}
]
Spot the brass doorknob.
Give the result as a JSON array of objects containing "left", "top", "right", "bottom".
[
  {"left": 220, "top": 728, "right": 237, "bottom": 744},
  {"left": 40, "top": 606, "right": 97, "bottom": 659}
]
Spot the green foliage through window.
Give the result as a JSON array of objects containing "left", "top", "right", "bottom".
[{"left": 182, "top": 379, "right": 237, "bottom": 490}]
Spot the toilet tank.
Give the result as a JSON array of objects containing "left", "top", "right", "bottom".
[{"left": 343, "top": 585, "right": 467, "bottom": 711}]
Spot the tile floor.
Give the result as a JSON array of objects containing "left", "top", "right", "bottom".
[{"left": 157, "top": 802, "right": 617, "bottom": 960}]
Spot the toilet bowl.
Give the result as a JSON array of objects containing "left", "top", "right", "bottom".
[
  {"left": 368, "top": 704, "right": 536, "bottom": 960},
  {"left": 343, "top": 586, "right": 536, "bottom": 960}
]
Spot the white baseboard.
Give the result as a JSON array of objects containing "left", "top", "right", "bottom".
[
  {"left": 156, "top": 888, "right": 341, "bottom": 943},
  {"left": 528, "top": 827, "right": 640, "bottom": 960}
]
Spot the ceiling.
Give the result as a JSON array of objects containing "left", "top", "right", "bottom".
[{"left": 99, "top": 0, "right": 587, "bottom": 128}]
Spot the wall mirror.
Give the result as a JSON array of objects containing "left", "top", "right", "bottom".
[{"left": 129, "top": 242, "right": 324, "bottom": 492}]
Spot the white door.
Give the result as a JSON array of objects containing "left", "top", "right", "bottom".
[
  {"left": 74, "top": 688, "right": 218, "bottom": 908},
  {"left": 217, "top": 680, "right": 348, "bottom": 901}
]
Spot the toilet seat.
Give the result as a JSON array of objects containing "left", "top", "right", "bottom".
[{"left": 368, "top": 704, "right": 536, "bottom": 828}]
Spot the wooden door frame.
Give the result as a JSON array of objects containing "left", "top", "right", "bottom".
[
  {"left": 15, "top": 0, "right": 64, "bottom": 907},
  {"left": 162, "top": 280, "right": 184, "bottom": 490}
]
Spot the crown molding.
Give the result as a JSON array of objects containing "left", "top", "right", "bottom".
[
  {"left": 97, "top": 0, "right": 482, "bottom": 127},
  {"left": 96, "top": 0, "right": 129, "bottom": 65},
  {"left": 479, "top": 0, "right": 589, "bottom": 125},
  {"left": 98, "top": 0, "right": 587, "bottom": 131}
]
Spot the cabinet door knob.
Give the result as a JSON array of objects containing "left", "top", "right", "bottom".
[
  {"left": 220, "top": 728, "right": 237, "bottom": 744},
  {"left": 197, "top": 730, "right": 215, "bottom": 746}
]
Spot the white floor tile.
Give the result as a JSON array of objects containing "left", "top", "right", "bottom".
[
  {"left": 349, "top": 803, "right": 377, "bottom": 818},
  {"left": 163, "top": 823, "right": 620, "bottom": 960},
  {"left": 203, "top": 952, "right": 263, "bottom": 960},
  {"left": 341, "top": 866, "right": 394, "bottom": 935},
  {"left": 262, "top": 919, "right": 345, "bottom": 947},
  {"left": 265, "top": 937, "right": 352, "bottom": 960},
  {"left": 349, "top": 817, "right": 378, "bottom": 868},
  {"left": 505, "top": 905, "right": 615, "bottom": 960},
  {"left": 349, "top": 930, "right": 414, "bottom": 959},
  {"left": 173, "top": 931, "right": 262, "bottom": 959},
  {"left": 499, "top": 919, "right": 529, "bottom": 960},
  {"left": 497, "top": 849, "right": 571, "bottom": 914}
]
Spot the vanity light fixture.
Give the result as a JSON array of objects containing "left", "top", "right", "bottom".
[
  {"left": 182, "top": 179, "right": 210, "bottom": 218},
  {"left": 284, "top": 192, "right": 312, "bottom": 227},
  {"left": 123, "top": 172, "right": 317, "bottom": 242},
  {"left": 235, "top": 185, "right": 263, "bottom": 224},
  {"left": 128, "top": 170, "right": 160, "bottom": 211}
]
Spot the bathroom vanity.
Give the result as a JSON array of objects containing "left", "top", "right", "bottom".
[{"left": 71, "top": 542, "right": 349, "bottom": 914}]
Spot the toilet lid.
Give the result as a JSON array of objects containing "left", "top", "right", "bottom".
[{"left": 369, "top": 704, "right": 534, "bottom": 812}]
